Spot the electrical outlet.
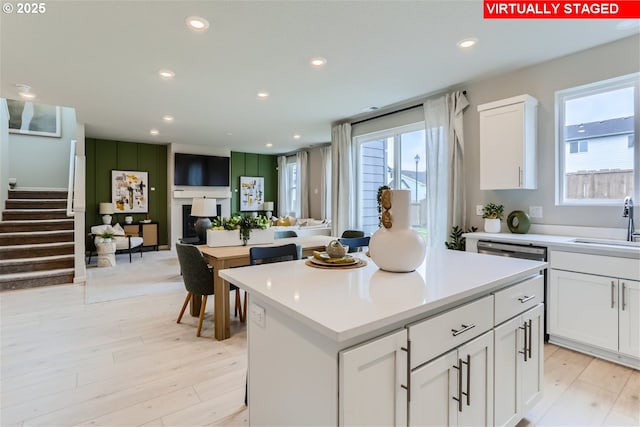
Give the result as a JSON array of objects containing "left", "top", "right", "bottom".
[
  {"left": 529, "top": 206, "right": 543, "bottom": 219},
  {"left": 476, "top": 205, "right": 484, "bottom": 216},
  {"left": 250, "top": 303, "right": 266, "bottom": 328}
]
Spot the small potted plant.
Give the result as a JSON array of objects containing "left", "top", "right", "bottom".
[
  {"left": 482, "top": 203, "right": 504, "bottom": 233},
  {"left": 99, "top": 231, "right": 114, "bottom": 243}
]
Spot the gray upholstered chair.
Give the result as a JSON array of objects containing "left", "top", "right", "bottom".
[
  {"left": 175, "top": 243, "right": 242, "bottom": 337},
  {"left": 338, "top": 236, "right": 370, "bottom": 253}
]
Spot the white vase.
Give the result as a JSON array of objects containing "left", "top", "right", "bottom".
[
  {"left": 484, "top": 218, "right": 501, "bottom": 233},
  {"left": 369, "top": 189, "right": 426, "bottom": 272}
]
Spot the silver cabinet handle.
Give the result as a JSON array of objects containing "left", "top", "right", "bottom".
[
  {"left": 452, "top": 358, "right": 463, "bottom": 412},
  {"left": 451, "top": 323, "right": 476, "bottom": 337},
  {"left": 622, "top": 282, "right": 627, "bottom": 311},
  {"left": 463, "top": 354, "right": 471, "bottom": 406},
  {"left": 518, "top": 295, "right": 535, "bottom": 304},
  {"left": 527, "top": 319, "right": 532, "bottom": 359},
  {"left": 611, "top": 281, "right": 616, "bottom": 309},
  {"left": 518, "top": 166, "right": 522, "bottom": 187},
  {"left": 519, "top": 323, "right": 528, "bottom": 362},
  {"left": 400, "top": 340, "right": 411, "bottom": 402}
]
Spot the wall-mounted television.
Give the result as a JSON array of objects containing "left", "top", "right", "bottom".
[{"left": 174, "top": 153, "right": 230, "bottom": 186}]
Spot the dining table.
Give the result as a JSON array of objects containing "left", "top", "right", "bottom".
[{"left": 198, "top": 234, "right": 334, "bottom": 340}]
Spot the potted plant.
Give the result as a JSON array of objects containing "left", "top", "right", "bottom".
[
  {"left": 482, "top": 202, "right": 504, "bottom": 233},
  {"left": 208, "top": 214, "right": 273, "bottom": 247},
  {"left": 99, "top": 231, "right": 114, "bottom": 243}
]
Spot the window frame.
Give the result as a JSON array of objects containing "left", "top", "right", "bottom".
[
  {"left": 555, "top": 73, "right": 639, "bottom": 206},
  {"left": 354, "top": 121, "right": 425, "bottom": 233}
]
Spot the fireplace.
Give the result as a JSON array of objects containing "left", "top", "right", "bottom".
[{"left": 182, "top": 204, "right": 222, "bottom": 242}]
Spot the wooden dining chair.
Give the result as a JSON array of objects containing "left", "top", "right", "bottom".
[
  {"left": 175, "top": 243, "right": 242, "bottom": 337},
  {"left": 338, "top": 236, "right": 370, "bottom": 253}
]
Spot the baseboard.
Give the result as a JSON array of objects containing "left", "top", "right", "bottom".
[{"left": 548, "top": 335, "right": 639, "bottom": 369}]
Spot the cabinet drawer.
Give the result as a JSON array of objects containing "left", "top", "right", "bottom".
[
  {"left": 407, "top": 295, "right": 493, "bottom": 369},
  {"left": 494, "top": 275, "right": 544, "bottom": 325},
  {"left": 550, "top": 250, "right": 640, "bottom": 280}
]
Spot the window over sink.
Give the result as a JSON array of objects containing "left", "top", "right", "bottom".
[{"left": 555, "top": 73, "right": 638, "bottom": 205}]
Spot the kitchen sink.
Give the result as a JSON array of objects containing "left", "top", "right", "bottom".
[{"left": 572, "top": 238, "right": 640, "bottom": 248}]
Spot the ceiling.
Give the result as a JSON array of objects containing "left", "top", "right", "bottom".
[{"left": 1, "top": 1, "right": 638, "bottom": 154}]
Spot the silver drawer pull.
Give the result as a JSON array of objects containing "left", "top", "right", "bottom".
[
  {"left": 451, "top": 323, "right": 476, "bottom": 337},
  {"left": 518, "top": 295, "right": 535, "bottom": 303}
]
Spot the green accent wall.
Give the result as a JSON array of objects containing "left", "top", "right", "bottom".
[
  {"left": 85, "top": 138, "right": 168, "bottom": 245},
  {"left": 230, "top": 151, "right": 278, "bottom": 214}
]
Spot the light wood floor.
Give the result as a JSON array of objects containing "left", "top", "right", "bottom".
[{"left": 1, "top": 283, "right": 638, "bottom": 426}]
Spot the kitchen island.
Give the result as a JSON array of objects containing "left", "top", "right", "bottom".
[{"left": 220, "top": 248, "right": 547, "bottom": 426}]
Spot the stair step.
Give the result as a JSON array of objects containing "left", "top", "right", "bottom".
[
  {"left": 0, "top": 242, "right": 74, "bottom": 260},
  {"left": 0, "top": 230, "right": 74, "bottom": 246},
  {"left": 0, "top": 255, "right": 74, "bottom": 274},
  {"left": 0, "top": 220, "right": 74, "bottom": 232},
  {"left": 5, "top": 199, "right": 67, "bottom": 209},
  {"left": 8, "top": 190, "right": 68, "bottom": 200},
  {"left": 0, "top": 268, "right": 75, "bottom": 291},
  {"left": 2, "top": 209, "right": 70, "bottom": 221}
]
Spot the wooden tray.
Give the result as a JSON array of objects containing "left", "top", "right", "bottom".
[{"left": 305, "top": 259, "right": 367, "bottom": 270}]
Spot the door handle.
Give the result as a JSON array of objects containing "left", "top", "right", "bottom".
[
  {"left": 611, "top": 281, "right": 616, "bottom": 309},
  {"left": 452, "top": 358, "right": 463, "bottom": 412},
  {"left": 400, "top": 340, "right": 411, "bottom": 402},
  {"left": 462, "top": 354, "right": 471, "bottom": 406},
  {"left": 622, "top": 282, "right": 626, "bottom": 311},
  {"left": 451, "top": 323, "right": 476, "bottom": 337},
  {"left": 519, "top": 322, "right": 528, "bottom": 362},
  {"left": 527, "top": 319, "right": 532, "bottom": 359}
]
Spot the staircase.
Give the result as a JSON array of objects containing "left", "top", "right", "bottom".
[{"left": 0, "top": 190, "right": 75, "bottom": 291}]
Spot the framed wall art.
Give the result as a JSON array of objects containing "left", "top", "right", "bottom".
[
  {"left": 112, "top": 170, "right": 148, "bottom": 213},
  {"left": 239, "top": 176, "right": 264, "bottom": 211},
  {"left": 7, "top": 99, "right": 61, "bottom": 137}
]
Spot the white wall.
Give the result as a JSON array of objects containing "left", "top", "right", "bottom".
[
  {"left": 0, "top": 100, "right": 9, "bottom": 210},
  {"left": 464, "top": 35, "right": 639, "bottom": 231},
  {"left": 7, "top": 104, "right": 76, "bottom": 189},
  {"left": 168, "top": 143, "right": 232, "bottom": 247}
]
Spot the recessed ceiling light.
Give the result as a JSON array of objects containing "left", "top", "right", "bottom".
[
  {"left": 186, "top": 16, "right": 209, "bottom": 32},
  {"left": 226, "top": 132, "right": 233, "bottom": 136},
  {"left": 15, "top": 84, "right": 36, "bottom": 99},
  {"left": 293, "top": 134, "right": 301, "bottom": 140},
  {"left": 266, "top": 142, "right": 273, "bottom": 148},
  {"left": 256, "top": 91, "right": 269, "bottom": 99},
  {"left": 310, "top": 57, "right": 327, "bottom": 68},
  {"left": 162, "top": 115, "right": 174, "bottom": 123},
  {"left": 158, "top": 69, "right": 175, "bottom": 79},
  {"left": 457, "top": 38, "right": 478, "bottom": 49},
  {"left": 361, "top": 106, "right": 379, "bottom": 113},
  {"left": 150, "top": 129, "right": 159, "bottom": 136}
]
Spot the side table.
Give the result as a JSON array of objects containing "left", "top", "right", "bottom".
[{"left": 96, "top": 241, "right": 117, "bottom": 267}]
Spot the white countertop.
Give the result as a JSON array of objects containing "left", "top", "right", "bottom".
[
  {"left": 219, "top": 248, "right": 545, "bottom": 342},
  {"left": 464, "top": 232, "right": 640, "bottom": 258}
]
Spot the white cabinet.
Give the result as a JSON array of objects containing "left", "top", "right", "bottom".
[
  {"left": 339, "top": 329, "right": 407, "bottom": 427},
  {"left": 548, "top": 270, "right": 618, "bottom": 351},
  {"left": 494, "top": 304, "right": 544, "bottom": 427},
  {"left": 619, "top": 279, "right": 640, "bottom": 358},
  {"left": 549, "top": 250, "right": 640, "bottom": 367},
  {"left": 410, "top": 331, "right": 494, "bottom": 427},
  {"left": 478, "top": 94, "right": 538, "bottom": 190}
]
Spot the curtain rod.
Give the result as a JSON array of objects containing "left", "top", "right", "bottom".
[{"left": 351, "top": 90, "right": 467, "bottom": 126}]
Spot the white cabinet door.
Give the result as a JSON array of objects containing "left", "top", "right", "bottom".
[
  {"left": 339, "top": 329, "right": 407, "bottom": 427},
  {"left": 522, "top": 304, "right": 544, "bottom": 414},
  {"left": 549, "top": 269, "right": 618, "bottom": 352},
  {"left": 457, "top": 331, "right": 494, "bottom": 427},
  {"left": 410, "top": 350, "right": 458, "bottom": 427},
  {"left": 409, "top": 331, "right": 493, "bottom": 427},
  {"left": 478, "top": 95, "right": 537, "bottom": 190},
  {"left": 494, "top": 316, "right": 522, "bottom": 427},
  {"left": 619, "top": 279, "right": 640, "bottom": 358}
]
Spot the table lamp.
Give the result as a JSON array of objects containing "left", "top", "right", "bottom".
[
  {"left": 191, "top": 197, "right": 217, "bottom": 243},
  {"left": 263, "top": 201, "right": 274, "bottom": 219},
  {"left": 99, "top": 202, "right": 114, "bottom": 225}
]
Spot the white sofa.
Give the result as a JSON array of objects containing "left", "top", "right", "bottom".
[
  {"left": 271, "top": 218, "right": 331, "bottom": 238},
  {"left": 89, "top": 224, "right": 144, "bottom": 263}
]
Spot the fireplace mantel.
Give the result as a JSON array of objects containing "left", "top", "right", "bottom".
[{"left": 172, "top": 189, "right": 232, "bottom": 199}]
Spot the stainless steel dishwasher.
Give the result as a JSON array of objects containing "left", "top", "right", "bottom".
[{"left": 477, "top": 240, "right": 548, "bottom": 339}]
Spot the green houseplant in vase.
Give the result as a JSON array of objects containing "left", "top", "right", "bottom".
[{"left": 482, "top": 202, "right": 504, "bottom": 233}]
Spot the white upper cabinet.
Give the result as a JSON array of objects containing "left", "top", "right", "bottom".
[{"left": 478, "top": 95, "right": 538, "bottom": 190}]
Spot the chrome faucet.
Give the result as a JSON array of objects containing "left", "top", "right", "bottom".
[{"left": 623, "top": 196, "right": 635, "bottom": 242}]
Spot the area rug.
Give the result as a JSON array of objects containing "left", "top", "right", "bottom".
[{"left": 85, "top": 249, "right": 184, "bottom": 304}]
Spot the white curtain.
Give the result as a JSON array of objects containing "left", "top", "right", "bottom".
[
  {"left": 331, "top": 123, "right": 354, "bottom": 236},
  {"left": 424, "top": 97, "right": 448, "bottom": 248},
  {"left": 277, "top": 155, "right": 288, "bottom": 217},
  {"left": 447, "top": 91, "right": 469, "bottom": 230},
  {"left": 296, "top": 151, "right": 309, "bottom": 218},
  {"left": 424, "top": 91, "right": 469, "bottom": 248},
  {"left": 320, "top": 145, "right": 332, "bottom": 220}
]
